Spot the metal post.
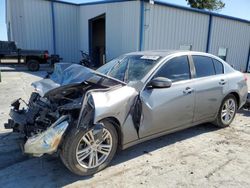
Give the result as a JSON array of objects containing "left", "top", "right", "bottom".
[
  {"left": 139, "top": 1, "right": 145, "bottom": 51},
  {"left": 206, "top": 15, "right": 212, "bottom": 53}
]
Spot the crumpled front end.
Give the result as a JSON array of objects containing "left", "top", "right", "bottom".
[
  {"left": 4, "top": 63, "right": 125, "bottom": 157},
  {"left": 4, "top": 92, "right": 77, "bottom": 156}
]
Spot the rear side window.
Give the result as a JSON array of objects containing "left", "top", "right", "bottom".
[
  {"left": 212, "top": 59, "right": 224, "bottom": 74},
  {"left": 154, "top": 56, "right": 190, "bottom": 82},
  {"left": 193, "top": 56, "right": 215, "bottom": 78}
]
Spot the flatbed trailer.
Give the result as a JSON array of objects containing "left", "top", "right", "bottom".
[{"left": 0, "top": 41, "right": 49, "bottom": 71}]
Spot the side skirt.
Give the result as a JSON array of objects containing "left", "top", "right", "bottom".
[{"left": 121, "top": 117, "right": 215, "bottom": 150}]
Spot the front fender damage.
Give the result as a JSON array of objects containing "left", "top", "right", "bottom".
[
  {"left": 7, "top": 85, "right": 141, "bottom": 157},
  {"left": 90, "top": 86, "right": 139, "bottom": 125},
  {"left": 5, "top": 63, "right": 131, "bottom": 157},
  {"left": 74, "top": 85, "right": 141, "bottom": 147},
  {"left": 86, "top": 86, "right": 141, "bottom": 145}
]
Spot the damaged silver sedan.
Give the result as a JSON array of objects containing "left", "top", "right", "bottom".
[{"left": 5, "top": 50, "right": 248, "bottom": 176}]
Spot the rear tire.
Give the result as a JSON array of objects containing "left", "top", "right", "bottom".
[
  {"left": 60, "top": 120, "right": 118, "bottom": 176},
  {"left": 27, "top": 59, "right": 40, "bottom": 71},
  {"left": 213, "top": 94, "right": 237, "bottom": 128}
]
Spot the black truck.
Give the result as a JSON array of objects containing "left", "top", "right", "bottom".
[{"left": 0, "top": 41, "right": 50, "bottom": 71}]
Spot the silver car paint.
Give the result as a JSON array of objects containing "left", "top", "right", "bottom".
[
  {"left": 139, "top": 79, "right": 195, "bottom": 138},
  {"left": 192, "top": 74, "right": 227, "bottom": 122},
  {"left": 90, "top": 86, "right": 140, "bottom": 145},
  {"left": 26, "top": 51, "right": 248, "bottom": 153},
  {"left": 32, "top": 79, "right": 60, "bottom": 97},
  {"left": 90, "top": 86, "right": 138, "bottom": 125},
  {"left": 225, "top": 71, "right": 248, "bottom": 108},
  {"left": 90, "top": 51, "right": 247, "bottom": 149}
]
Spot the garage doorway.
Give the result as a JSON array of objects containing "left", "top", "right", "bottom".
[{"left": 89, "top": 14, "right": 106, "bottom": 68}]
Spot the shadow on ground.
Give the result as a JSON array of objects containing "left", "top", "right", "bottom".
[
  {"left": 0, "top": 123, "right": 219, "bottom": 187},
  {"left": 238, "top": 109, "right": 250, "bottom": 117}
]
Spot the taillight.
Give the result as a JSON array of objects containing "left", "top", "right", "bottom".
[
  {"left": 44, "top": 51, "right": 49, "bottom": 59},
  {"left": 244, "top": 74, "right": 248, "bottom": 81}
]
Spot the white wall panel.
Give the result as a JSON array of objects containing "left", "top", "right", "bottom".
[
  {"left": 143, "top": 3, "right": 209, "bottom": 52},
  {"left": 23, "top": 0, "right": 53, "bottom": 53},
  {"left": 54, "top": 2, "right": 79, "bottom": 62},
  {"left": 79, "top": 1, "right": 140, "bottom": 61},
  {"left": 7, "top": 0, "right": 26, "bottom": 48},
  {"left": 5, "top": 0, "right": 12, "bottom": 40},
  {"left": 7, "top": 0, "right": 53, "bottom": 54},
  {"left": 209, "top": 17, "right": 250, "bottom": 71},
  {"left": 106, "top": 1, "right": 140, "bottom": 60}
]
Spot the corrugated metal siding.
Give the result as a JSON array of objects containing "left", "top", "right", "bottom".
[
  {"left": 7, "top": 0, "right": 26, "bottom": 48},
  {"left": 79, "top": 1, "right": 140, "bottom": 61},
  {"left": 5, "top": 0, "right": 12, "bottom": 41},
  {"left": 6, "top": 0, "right": 53, "bottom": 53},
  {"left": 6, "top": 0, "right": 80, "bottom": 61},
  {"left": 6, "top": 0, "right": 250, "bottom": 70},
  {"left": 22, "top": 0, "right": 53, "bottom": 53},
  {"left": 208, "top": 17, "right": 250, "bottom": 71},
  {"left": 143, "top": 3, "right": 209, "bottom": 52},
  {"left": 54, "top": 2, "right": 79, "bottom": 62},
  {"left": 106, "top": 1, "right": 140, "bottom": 60}
]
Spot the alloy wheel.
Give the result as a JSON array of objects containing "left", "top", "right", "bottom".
[
  {"left": 76, "top": 127, "right": 113, "bottom": 169},
  {"left": 221, "top": 98, "right": 236, "bottom": 124}
]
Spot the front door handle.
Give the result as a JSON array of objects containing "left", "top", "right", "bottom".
[
  {"left": 219, "top": 79, "right": 227, "bottom": 85},
  {"left": 183, "top": 87, "right": 194, "bottom": 94}
]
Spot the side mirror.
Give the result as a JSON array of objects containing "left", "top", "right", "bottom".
[{"left": 147, "top": 77, "right": 172, "bottom": 89}]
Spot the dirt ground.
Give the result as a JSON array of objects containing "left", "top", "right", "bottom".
[{"left": 0, "top": 69, "right": 250, "bottom": 188}]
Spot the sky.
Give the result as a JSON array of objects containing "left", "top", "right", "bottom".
[{"left": 0, "top": 0, "right": 249, "bottom": 41}]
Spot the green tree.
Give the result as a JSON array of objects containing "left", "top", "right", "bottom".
[{"left": 186, "top": 0, "right": 225, "bottom": 11}]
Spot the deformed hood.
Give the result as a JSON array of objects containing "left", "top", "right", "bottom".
[{"left": 32, "top": 63, "right": 125, "bottom": 97}]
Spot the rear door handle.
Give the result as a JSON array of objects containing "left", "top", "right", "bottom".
[
  {"left": 219, "top": 79, "right": 227, "bottom": 85},
  {"left": 183, "top": 87, "right": 194, "bottom": 94}
]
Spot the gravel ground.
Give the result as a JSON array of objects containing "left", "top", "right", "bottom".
[{"left": 0, "top": 69, "right": 250, "bottom": 188}]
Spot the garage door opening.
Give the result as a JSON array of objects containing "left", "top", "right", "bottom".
[{"left": 89, "top": 14, "right": 106, "bottom": 68}]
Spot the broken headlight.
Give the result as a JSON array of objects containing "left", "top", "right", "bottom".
[{"left": 24, "top": 115, "right": 69, "bottom": 157}]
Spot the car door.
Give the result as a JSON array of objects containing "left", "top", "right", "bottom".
[
  {"left": 139, "top": 55, "right": 195, "bottom": 138},
  {"left": 191, "top": 55, "right": 227, "bottom": 122}
]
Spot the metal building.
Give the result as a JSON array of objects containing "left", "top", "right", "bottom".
[{"left": 5, "top": 0, "right": 250, "bottom": 71}]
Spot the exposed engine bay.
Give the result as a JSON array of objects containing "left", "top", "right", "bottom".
[
  {"left": 4, "top": 63, "right": 128, "bottom": 156},
  {"left": 6, "top": 82, "right": 105, "bottom": 136}
]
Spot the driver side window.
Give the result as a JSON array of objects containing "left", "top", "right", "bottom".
[{"left": 154, "top": 55, "right": 191, "bottom": 82}]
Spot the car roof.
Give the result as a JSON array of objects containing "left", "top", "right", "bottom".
[{"left": 127, "top": 50, "right": 211, "bottom": 58}]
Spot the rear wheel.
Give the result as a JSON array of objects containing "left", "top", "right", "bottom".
[
  {"left": 60, "top": 121, "right": 118, "bottom": 176},
  {"left": 213, "top": 94, "right": 237, "bottom": 128},
  {"left": 27, "top": 59, "right": 40, "bottom": 71}
]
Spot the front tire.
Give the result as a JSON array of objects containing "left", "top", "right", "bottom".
[
  {"left": 213, "top": 94, "right": 237, "bottom": 128},
  {"left": 60, "top": 120, "right": 118, "bottom": 176}
]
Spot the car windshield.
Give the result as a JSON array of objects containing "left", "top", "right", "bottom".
[{"left": 97, "top": 55, "right": 161, "bottom": 83}]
